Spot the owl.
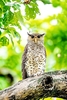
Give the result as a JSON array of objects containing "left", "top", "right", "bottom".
[{"left": 22, "top": 33, "right": 46, "bottom": 79}]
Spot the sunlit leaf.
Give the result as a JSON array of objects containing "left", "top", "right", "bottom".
[
  {"left": 0, "top": 36, "right": 9, "bottom": 46},
  {"left": 0, "top": 31, "right": 2, "bottom": 35},
  {"left": 41, "top": 0, "right": 51, "bottom": 4},
  {"left": 25, "top": 1, "right": 40, "bottom": 19},
  {"left": 12, "top": 3, "right": 20, "bottom": 10},
  {"left": 12, "top": 0, "right": 21, "bottom": 2},
  {"left": 0, "top": 0, "right": 5, "bottom": 7},
  {"left": 0, "top": 77, "right": 9, "bottom": 90},
  {"left": 3, "top": 10, "right": 14, "bottom": 26},
  {"left": 52, "top": 0, "right": 60, "bottom": 7},
  {"left": 3, "top": 5, "right": 10, "bottom": 12},
  {"left": 0, "top": 8, "right": 2, "bottom": 16}
]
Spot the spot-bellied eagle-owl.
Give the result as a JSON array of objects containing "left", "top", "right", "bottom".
[{"left": 22, "top": 33, "right": 46, "bottom": 79}]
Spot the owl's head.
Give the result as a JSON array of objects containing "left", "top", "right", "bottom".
[{"left": 27, "top": 32, "right": 45, "bottom": 44}]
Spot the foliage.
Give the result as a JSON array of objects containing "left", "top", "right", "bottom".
[
  {"left": 0, "top": 0, "right": 40, "bottom": 46},
  {"left": 0, "top": 44, "right": 23, "bottom": 89},
  {"left": 27, "top": 0, "right": 67, "bottom": 72},
  {"left": 25, "top": 0, "right": 40, "bottom": 19},
  {"left": 0, "top": 0, "right": 66, "bottom": 100}
]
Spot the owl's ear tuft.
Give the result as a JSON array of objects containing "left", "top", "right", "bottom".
[
  {"left": 38, "top": 33, "right": 45, "bottom": 37},
  {"left": 27, "top": 32, "right": 31, "bottom": 36},
  {"left": 41, "top": 33, "right": 45, "bottom": 36}
]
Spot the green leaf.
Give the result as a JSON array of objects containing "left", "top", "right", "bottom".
[
  {"left": 8, "top": 34, "right": 14, "bottom": 45},
  {"left": 30, "top": 1, "right": 39, "bottom": 14},
  {"left": 3, "top": 10, "right": 14, "bottom": 26},
  {"left": 52, "top": 0, "right": 60, "bottom": 7},
  {"left": 0, "top": 77, "right": 9, "bottom": 90},
  {"left": 0, "top": 8, "right": 2, "bottom": 16},
  {"left": 0, "top": 31, "right": 2, "bottom": 35},
  {"left": 7, "top": 27, "right": 21, "bottom": 43},
  {"left": 12, "top": 3, "right": 20, "bottom": 10},
  {"left": 12, "top": 0, "right": 21, "bottom": 2},
  {"left": 14, "top": 10, "right": 23, "bottom": 24},
  {"left": 41, "top": 0, "right": 51, "bottom": 4},
  {"left": 0, "top": 36, "right": 9, "bottom": 46},
  {"left": 0, "top": 18, "right": 3, "bottom": 28},
  {"left": 25, "top": 1, "right": 40, "bottom": 19},
  {"left": 3, "top": 5, "right": 10, "bottom": 12},
  {"left": 14, "top": 31, "right": 20, "bottom": 38},
  {"left": 3, "top": 0, "right": 11, "bottom": 2},
  {"left": 0, "top": 0, "right": 5, "bottom": 7}
]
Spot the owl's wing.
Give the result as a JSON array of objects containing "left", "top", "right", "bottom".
[
  {"left": 44, "top": 47, "right": 46, "bottom": 57},
  {"left": 22, "top": 44, "right": 28, "bottom": 79},
  {"left": 43, "top": 46, "right": 46, "bottom": 64}
]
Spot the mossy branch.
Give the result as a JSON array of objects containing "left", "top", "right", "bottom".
[{"left": 0, "top": 70, "right": 67, "bottom": 100}]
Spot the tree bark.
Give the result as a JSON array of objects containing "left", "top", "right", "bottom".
[{"left": 0, "top": 70, "right": 67, "bottom": 100}]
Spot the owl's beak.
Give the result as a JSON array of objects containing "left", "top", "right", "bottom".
[{"left": 34, "top": 38, "right": 37, "bottom": 43}]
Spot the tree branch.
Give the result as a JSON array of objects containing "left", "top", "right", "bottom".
[
  {"left": 0, "top": 27, "right": 7, "bottom": 30},
  {"left": 0, "top": 70, "right": 67, "bottom": 100}
]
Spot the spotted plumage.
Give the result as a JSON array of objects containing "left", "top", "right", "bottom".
[{"left": 22, "top": 33, "right": 46, "bottom": 79}]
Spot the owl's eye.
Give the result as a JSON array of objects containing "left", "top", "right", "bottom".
[
  {"left": 37, "top": 36, "right": 40, "bottom": 38},
  {"left": 31, "top": 36, "right": 34, "bottom": 38}
]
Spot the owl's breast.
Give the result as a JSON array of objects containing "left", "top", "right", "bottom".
[{"left": 25, "top": 45, "right": 46, "bottom": 77}]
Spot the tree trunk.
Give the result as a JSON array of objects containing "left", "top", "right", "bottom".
[{"left": 0, "top": 70, "right": 67, "bottom": 100}]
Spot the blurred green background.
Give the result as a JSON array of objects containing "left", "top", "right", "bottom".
[{"left": 0, "top": 0, "right": 67, "bottom": 100}]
